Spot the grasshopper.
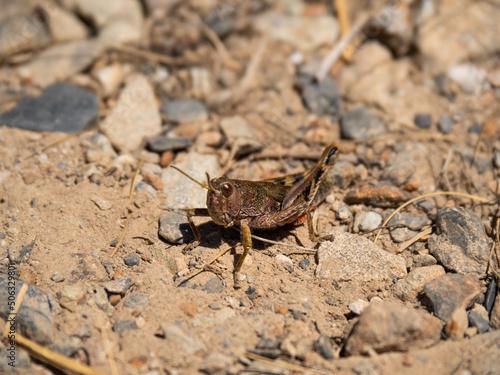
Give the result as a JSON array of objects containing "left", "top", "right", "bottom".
[{"left": 171, "top": 144, "right": 339, "bottom": 288}]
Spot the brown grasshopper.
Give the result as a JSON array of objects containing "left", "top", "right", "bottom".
[{"left": 171, "top": 144, "right": 339, "bottom": 288}]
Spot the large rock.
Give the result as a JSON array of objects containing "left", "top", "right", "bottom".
[
  {"left": 316, "top": 232, "right": 407, "bottom": 284},
  {"left": 427, "top": 207, "right": 489, "bottom": 275},
  {"left": 345, "top": 302, "right": 442, "bottom": 355},
  {"left": 101, "top": 74, "right": 162, "bottom": 152},
  {"left": 0, "top": 273, "right": 53, "bottom": 344}
]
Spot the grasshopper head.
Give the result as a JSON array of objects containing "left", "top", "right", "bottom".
[{"left": 206, "top": 177, "right": 242, "bottom": 226}]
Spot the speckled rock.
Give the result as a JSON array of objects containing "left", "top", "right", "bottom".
[
  {"left": 316, "top": 232, "right": 406, "bottom": 284},
  {"left": 427, "top": 207, "right": 489, "bottom": 275}
]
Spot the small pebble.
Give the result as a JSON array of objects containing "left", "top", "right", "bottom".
[
  {"left": 161, "top": 98, "right": 209, "bottom": 124},
  {"left": 314, "top": 335, "right": 335, "bottom": 360},
  {"left": 109, "top": 294, "right": 121, "bottom": 306},
  {"left": 209, "top": 301, "right": 222, "bottom": 310},
  {"left": 123, "top": 292, "right": 149, "bottom": 308},
  {"left": 30, "top": 199, "right": 36, "bottom": 208},
  {"left": 340, "top": 107, "right": 386, "bottom": 140},
  {"left": 0, "top": 233, "right": 6, "bottom": 239},
  {"left": 202, "top": 277, "right": 224, "bottom": 294},
  {"left": 147, "top": 136, "right": 192, "bottom": 153},
  {"left": 414, "top": 113, "right": 432, "bottom": 129},
  {"left": 468, "top": 311, "right": 491, "bottom": 334},
  {"left": 299, "top": 259, "right": 310, "bottom": 269},
  {"left": 158, "top": 211, "right": 192, "bottom": 244},
  {"left": 58, "top": 284, "right": 85, "bottom": 303},
  {"left": 113, "top": 320, "right": 138, "bottom": 337},
  {"left": 336, "top": 205, "right": 353, "bottom": 221},
  {"left": 105, "top": 277, "right": 133, "bottom": 295},
  {"left": 438, "top": 114, "right": 454, "bottom": 134},
  {"left": 275, "top": 254, "right": 294, "bottom": 273},
  {"left": 51, "top": 273, "right": 65, "bottom": 283},
  {"left": 124, "top": 254, "right": 140, "bottom": 267},
  {"left": 349, "top": 299, "right": 370, "bottom": 315},
  {"left": 355, "top": 211, "right": 382, "bottom": 233}
]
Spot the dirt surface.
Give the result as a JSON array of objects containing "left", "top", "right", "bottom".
[{"left": 1, "top": 1, "right": 500, "bottom": 374}]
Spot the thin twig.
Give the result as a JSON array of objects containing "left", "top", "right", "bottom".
[{"left": 398, "top": 226, "right": 433, "bottom": 253}]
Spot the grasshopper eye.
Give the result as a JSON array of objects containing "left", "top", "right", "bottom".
[{"left": 221, "top": 183, "right": 233, "bottom": 197}]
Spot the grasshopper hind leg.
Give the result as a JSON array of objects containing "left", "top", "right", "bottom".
[{"left": 233, "top": 224, "right": 252, "bottom": 289}]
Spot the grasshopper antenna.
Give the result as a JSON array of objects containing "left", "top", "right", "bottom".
[{"left": 170, "top": 165, "right": 214, "bottom": 192}]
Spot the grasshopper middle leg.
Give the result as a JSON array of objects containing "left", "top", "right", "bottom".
[{"left": 185, "top": 208, "right": 210, "bottom": 252}]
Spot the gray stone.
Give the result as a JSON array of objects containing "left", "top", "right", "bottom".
[
  {"left": 101, "top": 74, "right": 162, "bottom": 152},
  {"left": 412, "top": 254, "right": 437, "bottom": 269},
  {"left": 49, "top": 336, "right": 82, "bottom": 357},
  {"left": 113, "top": 320, "right": 138, "bottom": 336},
  {"left": 0, "top": 274, "right": 53, "bottom": 344},
  {"left": 124, "top": 254, "right": 140, "bottom": 267},
  {"left": 104, "top": 277, "right": 133, "bottom": 295},
  {"left": 8, "top": 239, "right": 35, "bottom": 263},
  {"left": 295, "top": 74, "right": 340, "bottom": 119},
  {"left": 161, "top": 98, "right": 208, "bottom": 124},
  {"left": 0, "top": 339, "right": 31, "bottom": 369},
  {"left": 390, "top": 265, "right": 445, "bottom": 302},
  {"left": 93, "top": 286, "right": 114, "bottom": 316},
  {"left": 423, "top": 273, "right": 482, "bottom": 321},
  {"left": 438, "top": 114, "right": 454, "bottom": 134},
  {"left": 17, "top": 40, "right": 104, "bottom": 87},
  {"left": 299, "top": 258, "right": 310, "bottom": 269},
  {"left": 161, "top": 152, "right": 220, "bottom": 210},
  {"left": 314, "top": 335, "right": 335, "bottom": 360},
  {"left": 468, "top": 311, "right": 491, "bottom": 334},
  {"left": 428, "top": 207, "right": 489, "bottom": 275},
  {"left": 340, "top": 107, "right": 386, "bottom": 140},
  {"left": 345, "top": 302, "right": 442, "bottom": 355},
  {"left": 382, "top": 152, "right": 416, "bottom": 186},
  {"left": 414, "top": 113, "right": 432, "bottom": 129},
  {"left": 123, "top": 292, "right": 149, "bottom": 308},
  {"left": 50, "top": 273, "right": 65, "bottom": 283},
  {"left": 353, "top": 211, "right": 382, "bottom": 233},
  {"left": 387, "top": 213, "right": 429, "bottom": 243},
  {"left": 161, "top": 324, "right": 206, "bottom": 355},
  {"left": 336, "top": 205, "right": 353, "bottom": 221},
  {"left": 0, "top": 83, "right": 99, "bottom": 133},
  {"left": 316, "top": 232, "right": 406, "bottom": 284},
  {"left": 202, "top": 277, "right": 223, "bottom": 294},
  {"left": 148, "top": 136, "right": 192, "bottom": 153},
  {"left": 158, "top": 211, "right": 193, "bottom": 244}
]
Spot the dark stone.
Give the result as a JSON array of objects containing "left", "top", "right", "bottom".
[
  {"left": 123, "top": 292, "right": 149, "bottom": 308},
  {"left": 0, "top": 83, "right": 99, "bottom": 133},
  {"left": 113, "top": 320, "right": 138, "bottom": 336},
  {"left": 299, "top": 259, "right": 310, "bottom": 269},
  {"left": 8, "top": 238, "right": 35, "bottom": 263},
  {"left": 0, "top": 274, "right": 53, "bottom": 344},
  {"left": 438, "top": 114, "right": 454, "bottom": 134},
  {"left": 427, "top": 207, "right": 489, "bottom": 275},
  {"left": 423, "top": 273, "right": 482, "bottom": 321},
  {"left": 340, "top": 107, "right": 386, "bottom": 140},
  {"left": 468, "top": 311, "right": 491, "bottom": 334},
  {"left": 30, "top": 199, "right": 36, "bottom": 208},
  {"left": 161, "top": 98, "right": 208, "bottom": 124},
  {"left": 124, "top": 254, "right": 140, "bottom": 267},
  {"left": 147, "top": 136, "right": 192, "bottom": 153},
  {"left": 105, "top": 277, "right": 133, "bottom": 295},
  {"left": 158, "top": 211, "right": 193, "bottom": 244},
  {"left": 0, "top": 233, "right": 5, "bottom": 239},
  {"left": 295, "top": 74, "right": 341, "bottom": 120},
  {"left": 414, "top": 113, "right": 432, "bottom": 129},
  {"left": 202, "top": 277, "right": 223, "bottom": 294},
  {"left": 468, "top": 124, "right": 482, "bottom": 134},
  {"left": 484, "top": 276, "right": 497, "bottom": 314},
  {"left": 314, "top": 335, "right": 335, "bottom": 360}
]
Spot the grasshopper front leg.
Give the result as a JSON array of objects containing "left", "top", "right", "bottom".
[
  {"left": 184, "top": 208, "right": 210, "bottom": 252},
  {"left": 233, "top": 224, "right": 252, "bottom": 289}
]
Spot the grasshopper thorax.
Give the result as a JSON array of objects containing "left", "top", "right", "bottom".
[{"left": 207, "top": 177, "right": 242, "bottom": 226}]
